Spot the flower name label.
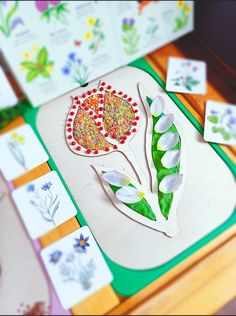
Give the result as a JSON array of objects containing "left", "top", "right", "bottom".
[
  {"left": 0, "top": 124, "right": 48, "bottom": 181},
  {"left": 41, "top": 226, "right": 113, "bottom": 309},
  {"left": 204, "top": 100, "right": 236, "bottom": 146},
  {"left": 166, "top": 57, "right": 206, "bottom": 95},
  {"left": 12, "top": 171, "right": 77, "bottom": 239}
]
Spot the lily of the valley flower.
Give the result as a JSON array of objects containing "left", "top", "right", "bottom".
[
  {"left": 161, "top": 149, "right": 181, "bottom": 168},
  {"left": 102, "top": 170, "right": 131, "bottom": 187},
  {"left": 116, "top": 186, "right": 145, "bottom": 204},
  {"left": 159, "top": 174, "right": 183, "bottom": 194},
  {"left": 150, "top": 95, "right": 165, "bottom": 117},
  {"left": 154, "top": 114, "right": 174, "bottom": 133},
  {"left": 157, "top": 132, "right": 179, "bottom": 151}
]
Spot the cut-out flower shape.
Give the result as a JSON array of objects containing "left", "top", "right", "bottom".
[
  {"left": 154, "top": 114, "right": 174, "bottom": 133},
  {"left": 159, "top": 174, "right": 183, "bottom": 194},
  {"left": 161, "top": 149, "right": 181, "bottom": 168},
  {"left": 150, "top": 96, "right": 165, "bottom": 117},
  {"left": 49, "top": 250, "right": 62, "bottom": 264},
  {"left": 102, "top": 170, "right": 131, "bottom": 187},
  {"left": 157, "top": 132, "right": 179, "bottom": 151},
  {"left": 74, "top": 234, "right": 90, "bottom": 251},
  {"left": 116, "top": 186, "right": 145, "bottom": 204}
]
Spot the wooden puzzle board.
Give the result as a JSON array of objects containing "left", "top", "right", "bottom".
[{"left": 35, "top": 66, "right": 235, "bottom": 270}]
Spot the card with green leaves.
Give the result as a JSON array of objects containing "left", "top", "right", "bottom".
[
  {"left": 166, "top": 57, "right": 206, "bottom": 95},
  {"left": 204, "top": 100, "right": 236, "bottom": 146}
]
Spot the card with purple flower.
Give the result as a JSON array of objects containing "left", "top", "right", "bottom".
[
  {"left": 41, "top": 226, "right": 113, "bottom": 309},
  {"left": 204, "top": 100, "right": 236, "bottom": 146},
  {"left": 12, "top": 171, "right": 77, "bottom": 239},
  {"left": 166, "top": 57, "right": 207, "bottom": 95}
]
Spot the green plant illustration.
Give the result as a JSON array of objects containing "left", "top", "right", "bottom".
[
  {"left": 172, "top": 75, "right": 200, "bottom": 91},
  {"left": 0, "top": 1, "right": 23, "bottom": 37},
  {"left": 122, "top": 18, "right": 140, "bottom": 56},
  {"left": 35, "top": 1, "right": 69, "bottom": 24},
  {"left": 20, "top": 46, "right": 54, "bottom": 82},
  {"left": 85, "top": 17, "right": 105, "bottom": 54},
  {"left": 173, "top": 1, "right": 191, "bottom": 32},
  {"left": 207, "top": 108, "right": 236, "bottom": 141},
  {"left": 146, "top": 17, "right": 158, "bottom": 37}
]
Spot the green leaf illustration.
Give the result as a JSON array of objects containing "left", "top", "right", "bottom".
[
  {"left": 26, "top": 70, "right": 39, "bottom": 82},
  {"left": 207, "top": 115, "right": 219, "bottom": 124},
  {"left": 21, "top": 61, "right": 38, "bottom": 70},
  {"left": 37, "top": 47, "right": 48, "bottom": 66}
]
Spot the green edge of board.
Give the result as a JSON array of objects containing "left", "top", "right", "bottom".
[{"left": 23, "top": 57, "right": 236, "bottom": 297}]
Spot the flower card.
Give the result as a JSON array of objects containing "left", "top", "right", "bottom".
[
  {"left": 166, "top": 57, "right": 206, "bottom": 95},
  {"left": 0, "top": 124, "right": 48, "bottom": 181},
  {"left": 41, "top": 226, "right": 113, "bottom": 309},
  {"left": 204, "top": 100, "right": 236, "bottom": 145},
  {"left": 12, "top": 171, "right": 77, "bottom": 239},
  {"left": 0, "top": 1, "right": 194, "bottom": 106}
]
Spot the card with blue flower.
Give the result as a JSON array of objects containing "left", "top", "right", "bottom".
[
  {"left": 12, "top": 170, "right": 77, "bottom": 239},
  {"left": 204, "top": 100, "right": 236, "bottom": 146},
  {"left": 41, "top": 226, "right": 113, "bottom": 309}
]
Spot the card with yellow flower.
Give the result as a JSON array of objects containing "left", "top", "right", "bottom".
[{"left": 0, "top": 124, "right": 48, "bottom": 180}]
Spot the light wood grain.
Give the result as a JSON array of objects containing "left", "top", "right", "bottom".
[
  {"left": 129, "top": 237, "right": 236, "bottom": 315},
  {"left": 71, "top": 285, "right": 120, "bottom": 315},
  {"left": 109, "top": 226, "right": 236, "bottom": 315}
]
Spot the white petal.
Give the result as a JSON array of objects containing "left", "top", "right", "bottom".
[
  {"left": 154, "top": 114, "right": 174, "bottom": 133},
  {"left": 159, "top": 174, "right": 183, "bottom": 193},
  {"left": 161, "top": 149, "right": 181, "bottom": 168},
  {"left": 157, "top": 132, "right": 179, "bottom": 151},
  {"left": 116, "top": 186, "right": 145, "bottom": 204},
  {"left": 150, "top": 96, "right": 165, "bottom": 117},
  {"left": 102, "top": 170, "right": 130, "bottom": 187}
]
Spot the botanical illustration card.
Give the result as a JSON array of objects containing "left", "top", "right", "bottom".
[
  {"left": 0, "top": 124, "right": 48, "bottom": 181},
  {"left": 0, "top": 67, "right": 18, "bottom": 108},
  {"left": 0, "top": 1, "right": 193, "bottom": 106},
  {"left": 41, "top": 226, "right": 113, "bottom": 309},
  {"left": 12, "top": 171, "right": 77, "bottom": 239},
  {"left": 166, "top": 57, "right": 206, "bottom": 94},
  {"left": 204, "top": 100, "right": 236, "bottom": 145}
]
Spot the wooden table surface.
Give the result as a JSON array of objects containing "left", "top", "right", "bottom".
[{"left": 1, "top": 42, "right": 235, "bottom": 315}]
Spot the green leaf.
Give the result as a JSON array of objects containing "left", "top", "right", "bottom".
[
  {"left": 37, "top": 47, "right": 48, "bottom": 66},
  {"left": 40, "top": 69, "right": 50, "bottom": 78},
  {"left": 147, "top": 98, "right": 181, "bottom": 218},
  {"left": 185, "top": 83, "right": 192, "bottom": 91},
  {"left": 207, "top": 115, "right": 219, "bottom": 124},
  {"left": 109, "top": 183, "right": 156, "bottom": 221},
  {"left": 212, "top": 126, "right": 220, "bottom": 133},
  {"left": 6, "top": 1, "right": 19, "bottom": 33},
  {"left": 26, "top": 70, "right": 39, "bottom": 82},
  {"left": 21, "top": 61, "right": 38, "bottom": 70}
]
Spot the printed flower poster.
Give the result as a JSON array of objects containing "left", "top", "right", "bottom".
[
  {"left": 0, "top": 124, "right": 48, "bottom": 181},
  {"left": 204, "top": 101, "right": 236, "bottom": 145},
  {"left": 166, "top": 57, "right": 206, "bottom": 95},
  {"left": 12, "top": 171, "right": 77, "bottom": 239},
  {"left": 41, "top": 226, "right": 113, "bottom": 309}
]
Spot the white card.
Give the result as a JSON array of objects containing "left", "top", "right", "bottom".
[
  {"left": 41, "top": 226, "right": 113, "bottom": 309},
  {"left": 12, "top": 170, "right": 77, "bottom": 239},
  {"left": 0, "top": 124, "right": 48, "bottom": 180},
  {"left": 166, "top": 57, "right": 206, "bottom": 95},
  {"left": 0, "top": 67, "right": 18, "bottom": 108},
  {"left": 204, "top": 100, "right": 236, "bottom": 145}
]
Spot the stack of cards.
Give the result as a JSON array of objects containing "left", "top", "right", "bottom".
[{"left": 0, "top": 123, "right": 113, "bottom": 309}]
